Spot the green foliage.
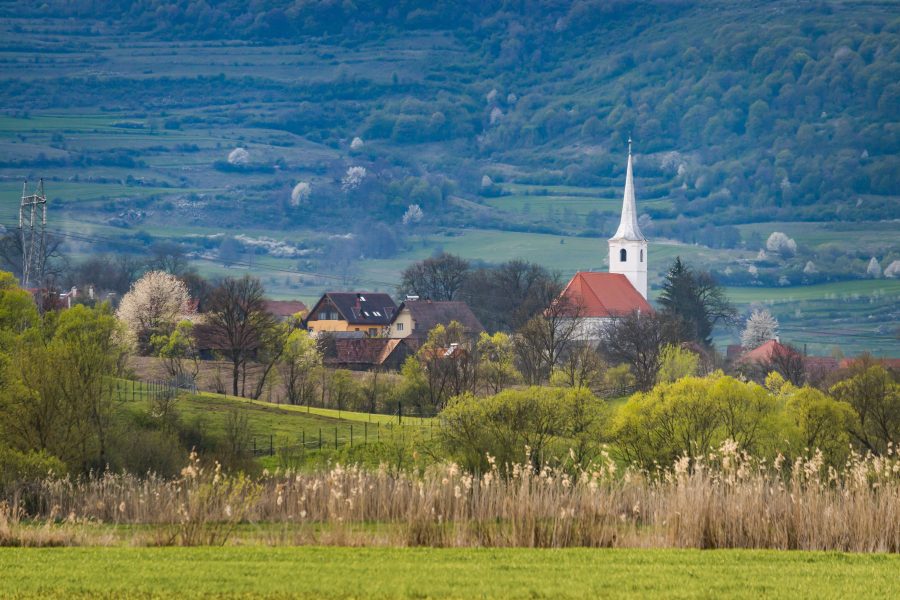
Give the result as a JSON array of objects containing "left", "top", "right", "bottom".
[
  {"left": 784, "top": 386, "right": 856, "bottom": 465},
  {"left": 656, "top": 344, "right": 699, "bottom": 384},
  {"left": 613, "top": 375, "right": 782, "bottom": 466},
  {"left": 0, "top": 447, "right": 66, "bottom": 491},
  {"left": 439, "top": 387, "right": 608, "bottom": 473},
  {"left": 830, "top": 363, "right": 900, "bottom": 455}
]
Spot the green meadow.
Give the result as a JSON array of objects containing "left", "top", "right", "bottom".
[{"left": 0, "top": 547, "right": 897, "bottom": 599}]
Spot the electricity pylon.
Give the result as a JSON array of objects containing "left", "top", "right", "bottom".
[{"left": 19, "top": 178, "right": 47, "bottom": 288}]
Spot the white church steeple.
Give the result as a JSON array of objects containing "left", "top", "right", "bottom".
[{"left": 608, "top": 138, "right": 648, "bottom": 299}]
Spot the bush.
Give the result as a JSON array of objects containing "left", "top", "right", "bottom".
[{"left": 0, "top": 447, "right": 66, "bottom": 491}]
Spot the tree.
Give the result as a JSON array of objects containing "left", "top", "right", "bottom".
[
  {"left": 551, "top": 342, "right": 606, "bottom": 391},
  {"left": 513, "top": 283, "right": 583, "bottom": 384},
  {"left": 476, "top": 331, "right": 520, "bottom": 394},
  {"left": 1, "top": 304, "right": 128, "bottom": 471},
  {"left": 462, "top": 260, "right": 561, "bottom": 332},
  {"left": 830, "top": 359, "right": 899, "bottom": 454},
  {"left": 398, "top": 252, "right": 469, "bottom": 301},
  {"left": 765, "top": 232, "right": 797, "bottom": 257},
  {"left": 741, "top": 309, "right": 779, "bottom": 349},
  {"left": 656, "top": 344, "right": 699, "bottom": 384},
  {"left": 151, "top": 320, "right": 200, "bottom": 386},
  {"left": 417, "top": 321, "right": 478, "bottom": 410},
  {"left": 440, "top": 387, "right": 607, "bottom": 473},
  {"left": 764, "top": 342, "right": 806, "bottom": 386},
  {"left": 149, "top": 241, "right": 191, "bottom": 276},
  {"left": 658, "top": 257, "right": 736, "bottom": 346},
  {"left": 204, "top": 276, "right": 276, "bottom": 397},
  {"left": 0, "top": 232, "right": 66, "bottom": 287},
  {"left": 612, "top": 375, "right": 781, "bottom": 467},
  {"left": 599, "top": 310, "right": 679, "bottom": 391},
  {"left": 784, "top": 387, "right": 855, "bottom": 466},
  {"left": 278, "top": 329, "right": 321, "bottom": 406},
  {"left": 116, "top": 271, "right": 191, "bottom": 352}
]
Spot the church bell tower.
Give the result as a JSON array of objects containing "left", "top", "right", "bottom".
[{"left": 608, "top": 138, "right": 648, "bottom": 299}]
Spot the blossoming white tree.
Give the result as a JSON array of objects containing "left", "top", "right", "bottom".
[
  {"left": 227, "top": 147, "right": 249, "bottom": 165},
  {"left": 402, "top": 204, "right": 424, "bottom": 226},
  {"left": 884, "top": 260, "right": 900, "bottom": 279},
  {"left": 766, "top": 231, "right": 798, "bottom": 256},
  {"left": 341, "top": 166, "right": 367, "bottom": 192},
  {"left": 740, "top": 308, "right": 779, "bottom": 349},
  {"left": 290, "top": 181, "right": 311, "bottom": 207},
  {"left": 866, "top": 257, "right": 882, "bottom": 278},
  {"left": 116, "top": 271, "right": 191, "bottom": 351},
  {"left": 350, "top": 136, "right": 364, "bottom": 151}
]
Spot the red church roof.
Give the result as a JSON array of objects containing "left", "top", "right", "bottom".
[
  {"left": 739, "top": 339, "right": 795, "bottom": 363},
  {"left": 559, "top": 272, "right": 651, "bottom": 318}
]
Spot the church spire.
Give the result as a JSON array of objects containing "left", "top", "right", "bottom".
[{"left": 610, "top": 137, "right": 645, "bottom": 242}]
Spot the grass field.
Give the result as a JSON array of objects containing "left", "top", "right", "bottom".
[{"left": 0, "top": 547, "right": 897, "bottom": 599}]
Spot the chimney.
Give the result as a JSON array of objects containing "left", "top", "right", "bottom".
[{"left": 88, "top": 285, "right": 95, "bottom": 300}]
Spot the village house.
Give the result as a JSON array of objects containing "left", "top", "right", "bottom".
[
  {"left": 262, "top": 299, "right": 308, "bottom": 323},
  {"left": 305, "top": 292, "right": 397, "bottom": 337},
  {"left": 557, "top": 139, "right": 652, "bottom": 341},
  {"left": 387, "top": 298, "right": 485, "bottom": 343}
]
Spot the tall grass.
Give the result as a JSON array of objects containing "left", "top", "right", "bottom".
[{"left": 4, "top": 442, "right": 899, "bottom": 551}]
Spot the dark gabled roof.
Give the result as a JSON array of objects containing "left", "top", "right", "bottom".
[
  {"left": 263, "top": 300, "right": 308, "bottom": 319},
  {"left": 396, "top": 300, "right": 485, "bottom": 339},
  {"left": 328, "top": 337, "right": 413, "bottom": 366},
  {"left": 308, "top": 292, "right": 397, "bottom": 326}
]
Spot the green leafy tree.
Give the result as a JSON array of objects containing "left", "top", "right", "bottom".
[
  {"left": 658, "top": 257, "right": 736, "bottom": 346},
  {"left": 830, "top": 360, "right": 899, "bottom": 455},
  {"left": 476, "top": 331, "right": 521, "bottom": 394},
  {"left": 656, "top": 344, "right": 699, "bottom": 384},
  {"left": 278, "top": 329, "right": 321, "bottom": 406}
]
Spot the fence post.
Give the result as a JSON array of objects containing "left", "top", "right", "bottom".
[
  {"left": 319, "top": 428, "right": 322, "bottom": 450},
  {"left": 350, "top": 424, "right": 353, "bottom": 447},
  {"left": 334, "top": 427, "right": 338, "bottom": 450},
  {"left": 364, "top": 422, "right": 368, "bottom": 445},
  {"left": 302, "top": 430, "right": 305, "bottom": 447},
  {"left": 398, "top": 402, "right": 402, "bottom": 425}
]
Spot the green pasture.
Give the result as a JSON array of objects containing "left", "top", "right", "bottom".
[
  {"left": 736, "top": 221, "right": 899, "bottom": 253},
  {"left": 121, "top": 383, "right": 431, "bottom": 452},
  {"left": 1, "top": 546, "right": 897, "bottom": 599},
  {"left": 486, "top": 193, "right": 672, "bottom": 218},
  {"left": 722, "top": 279, "right": 900, "bottom": 304}
]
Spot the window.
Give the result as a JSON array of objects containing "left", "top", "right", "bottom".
[
  {"left": 397, "top": 323, "right": 404, "bottom": 332},
  {"left": 620, "top": 248, "right": 627, "bottom": 262},
  {"left": 368, "top": 328, "right": 377, "bottom": 336},
  {"left": 640, "top": 249, "right": 644, "bottom": 263}
]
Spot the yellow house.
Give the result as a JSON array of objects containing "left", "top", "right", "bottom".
[{"left": 305, "top": 292, "right": 397, "bottom": 337}]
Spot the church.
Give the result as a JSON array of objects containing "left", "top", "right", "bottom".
[{"left": 558, "top": 140, "right": 652, "bottom": 340}]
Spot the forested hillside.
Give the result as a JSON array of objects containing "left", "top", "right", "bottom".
[{"left": 0, "top": 0, "right": 897, "bottom": 352}]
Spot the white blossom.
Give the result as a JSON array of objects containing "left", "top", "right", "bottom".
[
  {"left": 489, "top": 106, "right": 503, "bottom": 124},
  {"left": 402, "top": 204, "right": 424, "bottom": 226},
  {"left": 866, "top": 257, "right": 882, "bottom": 278},
  {"left": 766, "top": 231, "right": 797, "bottom": 256},
  {"left": 481, "top": 175, "right": 494, "bottom": 188},
  {"left": 290, "top": 182, "right": 311, "bottom": 207},
  {"left": 341, "top": 166, "right": 367, "bottom": 192},
  {"left": 227, "top": 147, "right": 249, "bottom": 165},
  {"left": 883, "top": 260, "right": 900, "bottom": 279},
  {"left": 350, "top": 137, "right": 364, "bottom": 151},
  {"left": 486, "top": 88, "right": 498, "bottom": 104},
  {"left": 803, "top": 261, "right": 818, "bottom": 274},
  {"left": 741, "top": 309, "right": 779, "bottom": 349},
  {"left": 116, "top": 271, "right": 192, "bottom": 342}
]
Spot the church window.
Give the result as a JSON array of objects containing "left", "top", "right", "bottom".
[
  {"left": 640, "top": 249, "right": 644, "bottom": 262},
  {"left": 620, "top": 248, "right": 627, "bottom": 262}
]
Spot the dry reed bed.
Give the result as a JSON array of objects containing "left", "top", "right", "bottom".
[{"left": 3, "top": 443, "right": 899, "bottom": 551}]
